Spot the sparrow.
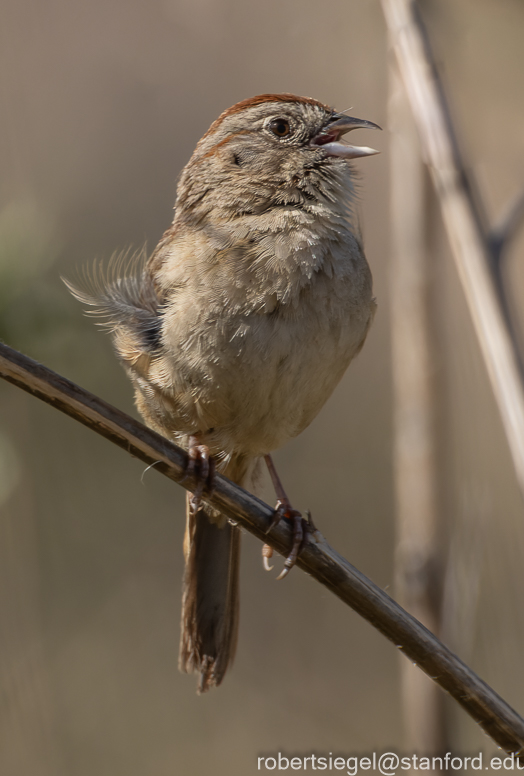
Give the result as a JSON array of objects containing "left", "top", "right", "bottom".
[{"left": 68, "top": 93, "right": 379, "bottom": 692}]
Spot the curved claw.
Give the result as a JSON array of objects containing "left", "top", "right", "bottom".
[
  {"left": 265, "top": 501, "right": 308, "bottom": 580},
  {"left": 262, "top": 543, "right": 274, "bottom": 572}
]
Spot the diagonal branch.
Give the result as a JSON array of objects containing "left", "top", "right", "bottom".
[
  {"left": 381, "top": 0, "right": 524, "bottom": 496},
  {"left": 1, "top": 341, "right": 524, "bottom": 753}
]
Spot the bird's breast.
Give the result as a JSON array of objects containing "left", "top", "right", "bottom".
[{"left": 152, "top": 235, "right": 374, "bottom": 457}]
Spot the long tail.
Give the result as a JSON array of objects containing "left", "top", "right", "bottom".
[
  {"left": 179, "top": 456, "right": 253, "bottom": 693},
  {"left": 179, "top": 499, "right": 240, "bottom": 693}
]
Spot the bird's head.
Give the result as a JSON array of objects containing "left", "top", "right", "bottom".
[{"left": 175, "top": 94, "right": 380, "bottom": 221}]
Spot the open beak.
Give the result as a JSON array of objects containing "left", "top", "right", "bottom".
[{"left": 310, "top": 114, "right": 381, "bottom": 159}]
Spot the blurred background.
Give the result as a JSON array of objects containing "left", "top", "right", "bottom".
[{"left": 1, "top": 0, "right": 524, "bottom": 773}]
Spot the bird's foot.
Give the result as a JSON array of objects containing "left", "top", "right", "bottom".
[
  {"left": 263, "top": 502, "right": 315, "bottom": 580},
  {"left": 182, "top": 435, "right": 215, "bottom": 515},
  {"left": 262, "top": 453, "right": 315, "bottom": 579}
]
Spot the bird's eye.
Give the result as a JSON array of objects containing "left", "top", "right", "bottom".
[{"left": 269, "top": 118, "right": 292, "bottom": 137}]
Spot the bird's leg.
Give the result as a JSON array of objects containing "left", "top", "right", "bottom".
[
  {"left": 183, "top": 435, "right": 216, "bottom": 515},
  {"left": 263, "top": 454, "right": 310, "bottom": 580}
]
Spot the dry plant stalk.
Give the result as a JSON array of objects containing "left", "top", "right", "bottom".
[
  {"left": 381, "top": 0, "right": 524, "bottom": 497},
  {"left": 389, "top": 62, "right": 446, "bottom": 753}
]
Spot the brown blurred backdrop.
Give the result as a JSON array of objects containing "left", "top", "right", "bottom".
[{"left": 1, "top": 0, "right": 524, "bottom": 773}]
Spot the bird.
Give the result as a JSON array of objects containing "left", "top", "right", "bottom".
[{"left": 67, "top": 93, "right": 379, "bottom": 693}]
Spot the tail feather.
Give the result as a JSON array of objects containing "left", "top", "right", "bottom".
[
  {"left": 179, "top": 455, "right": 256, "bottom": 692},
  {"left": 179, "top": 495, "right": 241, "bottom": 693}
]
